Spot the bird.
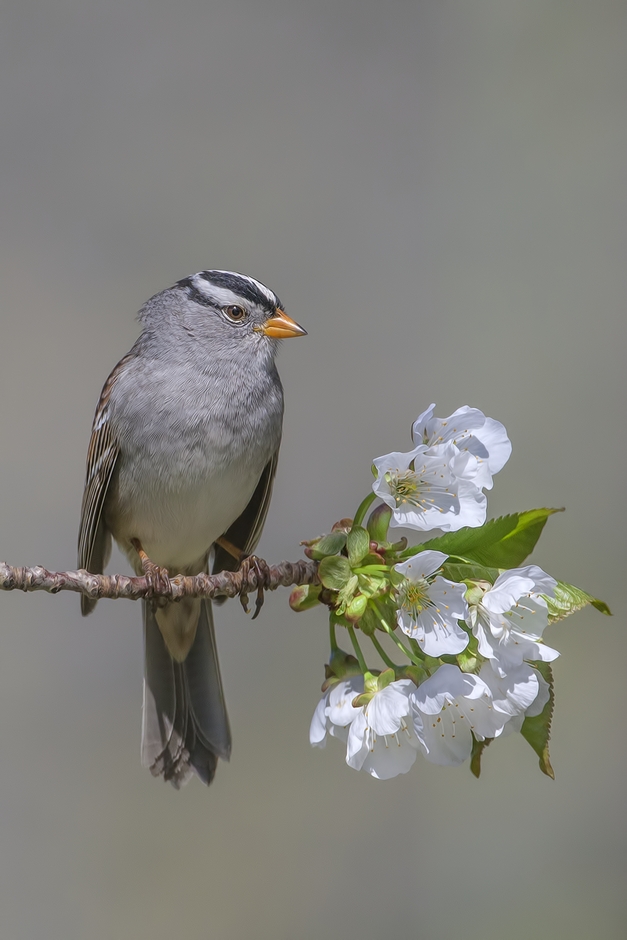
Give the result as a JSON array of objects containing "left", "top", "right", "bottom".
[{"left": 78, "top": 270, "right": 306, "bottom": 787}]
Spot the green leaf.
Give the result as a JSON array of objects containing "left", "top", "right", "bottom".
[
  {"left": 521, "top": 662, "right": 555, "bottom": 779},
  {"left": 470, "top": 734, "right": 493, "bottom": 778},
  {"left": 318, "top": 555, "right": 352, "bottom": 591},
  {"left": 546, "top": 581, "right": 612, "bottom": 623},
  {"left": 347, "top": 525, "right": 371, "bottom": 567},
  {"left": 442, "top": 562, "right": 501, "bottom": 585},
  {"left": 416, "top": 508, "right": 563, "bottom": 568},
  {"left": 308, "top": 531, "right": 347, "bottom": 560}
]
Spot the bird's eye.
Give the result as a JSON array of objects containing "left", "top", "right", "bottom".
[{"left": 222, "top": 304, "right": 248, "bottom": 322}]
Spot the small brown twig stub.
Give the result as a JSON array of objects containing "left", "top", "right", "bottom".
[{"left": 0, "top": 559, "right": 319, "bottom": 604}]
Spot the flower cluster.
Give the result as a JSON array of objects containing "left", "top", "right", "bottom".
[{"left": 293, "top": 404, "right": 610, "bottom": 781}]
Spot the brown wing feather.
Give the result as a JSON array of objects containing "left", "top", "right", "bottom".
[
  {"left": 77, "top": 354, "right": 134, "bottom": 613},
  {"left": 212, "top": 450, "right": 279, "bottom": 576}
]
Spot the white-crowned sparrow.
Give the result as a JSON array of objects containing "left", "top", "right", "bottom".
[{"left": 78, "top": 270, "right": 306, "bottom": 787}]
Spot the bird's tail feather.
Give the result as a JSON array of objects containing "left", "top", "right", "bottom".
[{"left": 141, "top": 598, "right": 231, "bottom": 788}]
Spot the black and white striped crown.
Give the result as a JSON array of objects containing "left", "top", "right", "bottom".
[{"left": 177, "top": 270, "right": 282, "bottom": 313}]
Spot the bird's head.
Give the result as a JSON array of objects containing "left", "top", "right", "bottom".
[{"left": 141, "top": 269, "right": 306, "bottom": 364}]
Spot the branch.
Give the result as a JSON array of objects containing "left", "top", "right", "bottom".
[{"left": 0, "top": 559, "right": 319, "bottom": 602}]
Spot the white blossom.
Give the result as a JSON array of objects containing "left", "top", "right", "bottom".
[
  {"left": 466, "top": 566, "right": 559, "bottom": 678},
  {"left": 485, "top": 666, "right": 551, "bottom": 736},
  {"left": 310, "top": 676, "right": 363, "bottom": 747},
  {"left": 412, "top": 403, "right": 511, "bottom": 490},
  {"left": 410, "top": 664, "right": 509, "bottom": 766},
  {"left": 478, "top": 662, "right": 541, "bottom": 719},
  {"left": 372, "top": 444, "right": 486, "bottom": 532},
  {"left": 394, "top": 552, "right": 469, "bottom": 657},
  {"left": 346, "top": 679, "right": 420, "bottom": 779}
]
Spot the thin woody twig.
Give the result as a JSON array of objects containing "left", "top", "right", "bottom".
[{"left": 0, "top": 559, "right": 319, "bottom": 603}]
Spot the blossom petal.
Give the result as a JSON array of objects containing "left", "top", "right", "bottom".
[
  {"left": 366, "top": 680, "right": 414, "bottom": 735},
  {"left": 478, "top": 663, "right": 540, "bottom": 717},
  {"left": 327, "top": 677, "right": 364, "bottom": 727},
  {"left": 412, "top": 664, "right": 486, "bottom": 715},
  {"left": 411, "top": 665, "right": 508, "bottom": 764},
  {"left": 394, "top": 551, "right": 448, "bottom": 581},
  {"left": 309, "top": 696, "right": 329, "bottom": 747},
  {"left": 358, "top": 730, "right": 419, "bottom": 779},
  {"left": 309, "top": 677, "right": 363, "bottom": 749},
  {"left": 413, "top": 701, "right": 474, "bottom": 765},
  {"left": 412, "top": 404, "right": 511, "bottom": 490},
  {"left": 412, "top": 606, "right": 469, "bottom": 658},
  {"left": 373, "top": 445, "right": 480, "bottom": 533},
  {"left": 346, "top": 708, "right": 419, "bottom": 779}
]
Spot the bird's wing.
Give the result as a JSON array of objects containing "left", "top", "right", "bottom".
[
  {"left": 77, "top": 355, "right": 132, "bottom": 613},
  {"left": 212, "top": 449, "right": 280, "bottom": 574}
]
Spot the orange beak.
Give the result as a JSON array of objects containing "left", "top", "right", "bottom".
[{"left": 259, "top": 309, "right": 307, "bottom": 339}]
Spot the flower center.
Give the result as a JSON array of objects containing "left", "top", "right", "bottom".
[
  {"left": 385, "top": 470, "right": 429, "bottom": 510},
  {"left": 398, "top": 578, "right": 433, "bottom": 620}
]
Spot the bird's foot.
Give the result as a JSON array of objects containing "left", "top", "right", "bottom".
[
  {"left": 131, "top": 538, "right": 171, "bottom": 601},
  {"left": 238, "top": 555, "right": 271, "bottom": 620}
]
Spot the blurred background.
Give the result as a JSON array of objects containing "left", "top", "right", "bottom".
[{"left": 0, "top": 1, "right": 625, "bottom": 937}]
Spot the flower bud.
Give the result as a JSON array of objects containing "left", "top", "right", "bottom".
[
  {"left": 464, "top": 580, "right": 491, "bottom": 607},
  {"left": 332, "top": 518, "right": 354, "bottom": 533},
  {"left": 289, "top": 583, "right": 322, "bottom": 612},
  {"left": 345, "top": 593, "right": 368, "bottom": 623},
  {"left": 366, "top": 503, "right": 393, "bottom": 543}
]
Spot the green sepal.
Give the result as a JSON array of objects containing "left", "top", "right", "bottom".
[
  {"left": 345, "top": 593, "right": 368, "bottom": 623},
  {"left": 442, "top": 562, "right": 501, "bottom": 585},
  {"left": 407, "top": 508, "right": 564, "bottom": 569},
  {"left": 520, "top": 661, "right": 555, "bottom": 779},
  {"left": 387, "top": 567, "right": 405, "bottom": 588},
  {"left": 360, "top": 552, "right": 387, "bottom": 567},
  {"left": 319, "top": 555, "right": 352, "bottom": 591},
  {"left": 366, "top": 503, "right": 393, "bottom": 543},
  {"left": 289, "top": 583, "right": 322, "bottom": 612},
  {"left": 396, "top": 663, "right": 428, "bottom": 685},
  {"left": 308, "top": 531, "right": 347, "bottom": 560},
  {"left": 423, "top": 655, "right": 443, "bottom": 675},
  {"left": 321, "top": 648, "right": 362, "bottom": 690},
  {"left": 409, "top": 638, "right": 427, "bottom": 663},
  {"left": 352, "top": 670, "right": 381, "bottom": 705},
  {"left": 374, "top": 596, "right": 399, "bottom": 632},
  {"left": 347, "top": 525, "right": 371, "bottom": 567},
  {"left": 336, "top": 574, "right": 359, "bottom": 614},
  {"left": 356, "top": 573, "right": 388, "bottom": 601},
  {"left": 546, "top": 581, "right": 612, "bottom": 623},
  {"left": 470, "top": 734, "right": 493, "bottom": 778},
  {"left": 376, "top": 668, "right": 397, "bottom": 691}
]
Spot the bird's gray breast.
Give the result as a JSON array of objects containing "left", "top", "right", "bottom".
[{"left": 105, "top": 357, "right": 283, "bottom": 572}]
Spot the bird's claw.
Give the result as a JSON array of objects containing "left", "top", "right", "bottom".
[
  {"left": 238, "top": 555, "right": 271, "bottom": 620},
  {"left": 131, "top": 538, "right": 171, "bottom": 602}
]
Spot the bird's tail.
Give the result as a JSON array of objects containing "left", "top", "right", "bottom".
[{"left": 141, "top": 598, "right": 231, "bottom": 788}]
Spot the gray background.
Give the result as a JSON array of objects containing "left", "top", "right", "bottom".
[{"left": 0, "top": 1, "right": 625, "bottom": 938}]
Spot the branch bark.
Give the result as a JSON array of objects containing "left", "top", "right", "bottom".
[{"left": 0, "top": 559, "right": 319, "bottom": 603}]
